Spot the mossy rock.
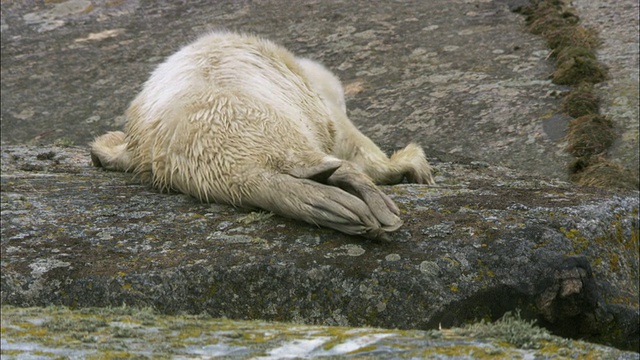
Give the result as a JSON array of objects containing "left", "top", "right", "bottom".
[
  {"left": 3, "top": 306, "right": 639, "bottom": 359},
  {"left": 561, "top": 82, "right": 599, "bottom": 118},
  {"left": 565, "top": 115, "right": 615, "bottom": 157}
]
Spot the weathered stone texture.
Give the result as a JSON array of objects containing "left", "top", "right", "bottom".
[
  {"left": 1, "top": 0, "right": 639, "bottom": 354},
  {"left": 2, "top": 306, "right": 639, "bottom": 359},
  {"left": 1, "top": 0, "right": 572, "bottom": 179},
  {"left": 1, "top": 146, "right": 638, "bottom": 351},
  {"left": 572, "top": 0, "right": 640, "bottom": 180}
]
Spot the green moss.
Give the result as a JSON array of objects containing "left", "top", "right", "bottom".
[
  {"left": 44, "top": 317, "right": 108, "bottom": 333},
  {"left": 1, "top": 350, "right": 27, "bottom": 356},
  {"left": 560, "top": 226, "right": 604, "bottom": 256},
  {"left": 86, "top": 351, "right": 141, "bottom": 360},
  {"left": 422, "top": 343, "right": 510, "bottom": 358},
  {"left": 556, "top": 217, "right": 639, "bottom": 312},
  {"left": 2, "top": 305, "right": 638, "bottom": 358}
]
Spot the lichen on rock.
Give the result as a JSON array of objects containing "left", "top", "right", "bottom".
[
  {"left": 2, "top": 306, "right": 638, "bottom": 359},
  {"left": 1, "top": 145, "right": 638, "bottom": 352}
]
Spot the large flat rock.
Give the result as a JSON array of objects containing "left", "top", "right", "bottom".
[
  {"left": 1, "top": 0, "right": 573, "bottom": 179},
  {"left": 1, "top": 0, "right": 639, "bottom": 355},
  {"left": 1, "top": 145, "right": 638, "bottom": 351}
]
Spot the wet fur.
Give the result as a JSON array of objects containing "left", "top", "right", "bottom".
[{"left": 91, "top": 32, "right": 434, "bottom": 238}]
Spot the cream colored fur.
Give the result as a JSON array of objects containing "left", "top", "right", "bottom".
[{"left": 90, "top": 32, "right": 434, "bottom": 238}]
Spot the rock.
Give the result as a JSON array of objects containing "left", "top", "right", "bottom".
[
  {"left": 2, "top": 0, "right": 638, "bottom": 354},
  {"left": 1, "top": 306, "right": 638, "bottom": 359},
  {"left": 571, "top": 0, "right": 639, "bottom": 181},
  {"left": 0, "top": 0, "right": 574, "bottom": 179},
  {"left": 1, "top": 145, "right": 638, "bottom": 352}
]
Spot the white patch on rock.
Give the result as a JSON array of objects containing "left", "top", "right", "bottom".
[
  {"left": 385, "top": 253, "right": 401, "bottom": 261},
  {"left": 346, "top": 244, "right": 366, "bottom": 257},
  {"left": 29, "top": 259, "right": 71, "bottom": 276},
  {"left": 261, "top": 337, "right": 330, "bottom": 359},
  {"left": 74, "top": 28, "right": 125, "bottom": 43},
  {"left": 23, "top": 0, "right": 92, "bottom": 32}
]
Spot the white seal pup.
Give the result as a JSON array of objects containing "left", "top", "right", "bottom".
[{"left": 90, "top": 32, "right": 434, "bottom": 238}]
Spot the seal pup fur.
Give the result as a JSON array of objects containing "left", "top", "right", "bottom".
[{"left": 90, "top": 32, "right": 434, "bottom": 238}]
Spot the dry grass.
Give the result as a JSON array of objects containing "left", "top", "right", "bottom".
[
  {"left": 570, "top": 157, "right": 640, "bottom": 190},
  {"left": 565, "top": 115, "right": 615, "bottom": 158},
  {"left": 516, "top": 0, "right": 639, "bottom": 190},
  {"left": 546, "top": 26, "right": 600, "bottom": 51},
  {"left": 552, "top": 55, "right": 607, "bottom": 85},
  {"left": 561, "top": 82, "right": 599, "bottom": 118}
]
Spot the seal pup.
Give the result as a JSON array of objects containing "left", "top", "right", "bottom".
[{"left": 91, "top": 32, "right": 434, "bottom": 238}]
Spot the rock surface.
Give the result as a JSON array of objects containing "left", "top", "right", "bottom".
[
  {"left": 1, "top": 0, "right": 573, "bottom": 179},
  {"left": 2, "top": 306, "right": 639, "bottom": 359},
  {"left": 1, "top": 145, "right": 638, "bottom": 352},
  {"left": 572, "top": 0, "right": 640, "bottom": 180},
  {"left": 1, "top": 0, "right": 639, "bottom": 355}
]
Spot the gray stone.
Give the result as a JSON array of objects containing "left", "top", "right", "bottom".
[
  {"left": 1, "top": 0, "right": 639, "bottom": 355},
  {"left": 1, "top": 145, "right": 638, "bottom": 352},
  {"left": 1, "top": 0, "right": 572, "bottom": 179}
]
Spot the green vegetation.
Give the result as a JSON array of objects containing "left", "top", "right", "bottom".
[
  {"left": 453, "top": 310, "right": 554, "bottom": 349},
  {"left": 2, "top": 305, "right": 635, "bottom": 358},
  {"left": 515, "top": 0, "right": 638, "bottom": 190}
]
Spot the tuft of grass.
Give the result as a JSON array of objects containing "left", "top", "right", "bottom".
[
  {"left": 556, "top": 46, "right": 596, "bottom": 64},
  {"left": 552, "top": 55, "right": 607, "bottom": 85},
  {"left": 565, "top": 115, "right": 615, "bottom": 158},
  {"left": 453, "top": 310, "right": 554, "bottom": 349},
  {"left": 561, "top": 82, "right": 599, "bottom": 118},
  {"left": 570, "top": 157, "right": 640, "bottom": 190},
  {"left": 514, "top": 1, "right": 638, "bottom": 190},
  {"left": 546, "top": 26, "right": 600, "bottom": 51},
  {"left": 523, "top": 2, "right": 578, "bottom": 36}
]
